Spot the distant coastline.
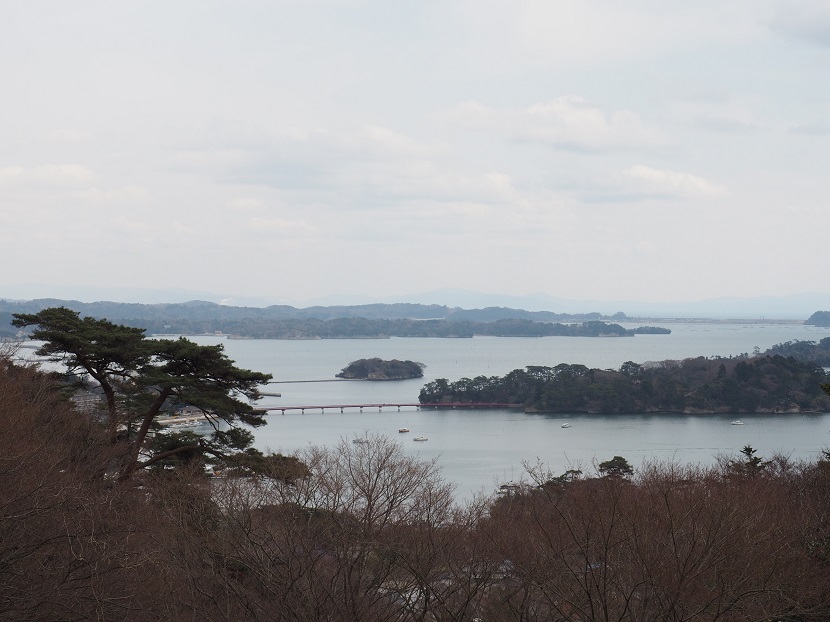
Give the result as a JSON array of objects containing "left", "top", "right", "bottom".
[{"left": 2, "top": 298, "right": 674, "bottom": 340}]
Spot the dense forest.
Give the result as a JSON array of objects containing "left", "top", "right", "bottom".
[
  {"left": 4, "top": 349, "right": 830, "bottom": 620},
  {"left": 336, "top": 358, "right": 425, "bottom": 380},
  {"left": 766, "top": 336, "right": 830, "bottom": 364},
  {"left": 419, "top": 346, "right": 830, "bottom": 414}
]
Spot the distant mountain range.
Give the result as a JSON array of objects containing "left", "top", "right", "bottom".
[
  {"left": 397, "top": 289, "right": 830, "bottom": 320},
  {"left": 0, "top": 297, "right": 684, "bottom": 340},
  {"left": 2, "top": 287, "right": 829, "bottom": 328},
  {"left": 0, "top": 298, "right": 584, "bottom": 322}
]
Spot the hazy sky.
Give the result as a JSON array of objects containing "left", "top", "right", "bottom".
[{"left": 2, "top": 1, "right": 829, "bottom": 306}]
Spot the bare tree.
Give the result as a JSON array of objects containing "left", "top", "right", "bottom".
[
  {"left": 479, "top": 456, "right": 830, "bottom": 622},
  {"left": 195, "top": 434, "right": 495, "bottom": 621},
  {"left": 0, "top": 357, "right": 183, "bottom": 621}
]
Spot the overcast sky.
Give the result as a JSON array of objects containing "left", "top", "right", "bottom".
[{"left": 1, "top": 1, "right": 829, "bottom": 307}]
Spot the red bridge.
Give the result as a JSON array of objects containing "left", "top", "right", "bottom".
[{"left": 256, "top": 402, "right": 522, "bottom": 414}]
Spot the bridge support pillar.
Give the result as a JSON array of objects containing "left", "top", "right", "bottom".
[
  {"left": 340, "top": 407, "right": 344, "bottom": 413},
  {"left": 360, "top": 407, "right": 363, "bottom": 412}
]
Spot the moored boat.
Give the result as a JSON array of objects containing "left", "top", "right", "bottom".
[{"left": 413, "top": 436, "right": 428, "bottom": 441}]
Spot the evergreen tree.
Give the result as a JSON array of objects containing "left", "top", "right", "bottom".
[{"left": 13, "top": 307, "right": 273, "bottom": 479}]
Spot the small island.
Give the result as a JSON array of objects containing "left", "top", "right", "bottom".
[
  {"left": 806, "top": 310, "right": 830, "bottom": 327},
  {"left": 336, "top": 358, "right": 425, "bottom": 380}
]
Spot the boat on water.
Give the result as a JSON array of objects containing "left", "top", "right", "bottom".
[
  {"left": 163, "top": 417, "right": 208, "bottom": 428},
  {"left": 561, "top": 423, "right": 571, "bottom": 428},
  {"left": 398, "top": 427, "right": 410, "bottom": 433},
  {"left": 413, "top": 436, "right": 428, "bottom": 442},
  {"left": 731, "top": 420, "right": 744, "bottom": 425}
]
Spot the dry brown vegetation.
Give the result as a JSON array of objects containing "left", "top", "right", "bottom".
[{"left": 3, "top": 349, "right": 830, "bottom": 621}]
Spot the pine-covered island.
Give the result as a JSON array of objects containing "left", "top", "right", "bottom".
[{"left": 336, "top": 358, "right": 425, "bottom": 380}]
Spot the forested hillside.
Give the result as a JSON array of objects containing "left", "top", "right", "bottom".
[
  {"left": 806, "top": 310, "right": 830, "bottom": 326},
  {"left": 4, "top": 347, "right": 830, "bottom": 620},
  {"left": 766, "top": 336, "right": 830, "bottom": 364},
  {"left": 419, "top": 353, "right": 830, "bottom": 413}
]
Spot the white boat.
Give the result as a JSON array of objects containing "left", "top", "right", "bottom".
[
  {"left": 398, "top": 427, "right": 410, "bottom": 433},
  {"left": 413, "top": 436, "right": 428, "bottom": 441},
  {"left": 731, "top": 420, "right": 744, "bottom": 425},
  {"left": 561, "top": 423, "right": 571, "bottom": 428}
]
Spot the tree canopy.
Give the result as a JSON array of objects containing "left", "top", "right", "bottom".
[
  {"left": 12, "top": 307, "right": 274, "bottom": 479},
  {"left": 335, "top": 357, "right": 425, "bottom": 380},
  {"left": 419, "top": 354, "right": 830, "bottom": 414},
  {"left": 598, "top": 455, "right": 634, "bottom": 478}
]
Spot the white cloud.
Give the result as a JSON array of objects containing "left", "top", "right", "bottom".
[
  {"left": 169, "top": 123, "right": 508, "bottom": 207},
  {"left": 338, "top": 125, "right": 452, "bottom": 159},
  {"left": 227, "top": 197, "right": 266, "bottom": 211},
  {"left": 0, "top": 2, "right": 827, "bottom": 303},
  {"left": 78, "top": 186, "right": 148, "bottom": 204},
  {"left": 247, "top": 216, "right": 317, "bottom": 236},
  {"left": 790, "top": 124, "right": 830, "bottom": 135},
  {"left": 623, "top": 165, "right": 728, "bottom": 198},
  {"left": 0, "top": 164, "right": 95, "bottom": 187},
  {"left": 171, "top": 123, "right": 452, "bottom": 192},
  {"left": 770, "top": 0, "right": 830, "bottom": 46},
  {"left": 330, "top": 161, "right": 520, "bottom": 206},
  {"left": 50, "top": 128, "right": 89, "bottom": 143},
  {"left": 690, "top": 115, "right": 763, "bottom": 134},
  {"left": 449, "top": 96, "right": 665, "bottom": 152},
  {"left": 520, "top": 97, "right": 665, "bottom": 151},
  {"left": 450, "top": 0, "right": 767, "bottom": 74},
  {"left": 445, "top": 100, "right": 499, "bottom": 129}
]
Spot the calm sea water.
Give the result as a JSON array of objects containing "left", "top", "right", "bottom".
[{"left": 187, "top": 322, "right": 830, "bottom": 501}]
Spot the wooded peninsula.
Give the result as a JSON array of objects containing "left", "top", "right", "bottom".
[{"left": 420, "top": 338, "right": 830, "bottom": 414}]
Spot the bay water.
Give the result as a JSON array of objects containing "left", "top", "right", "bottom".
[{"left": 187, "top": 322, "right": 830, "bottom": 501}]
